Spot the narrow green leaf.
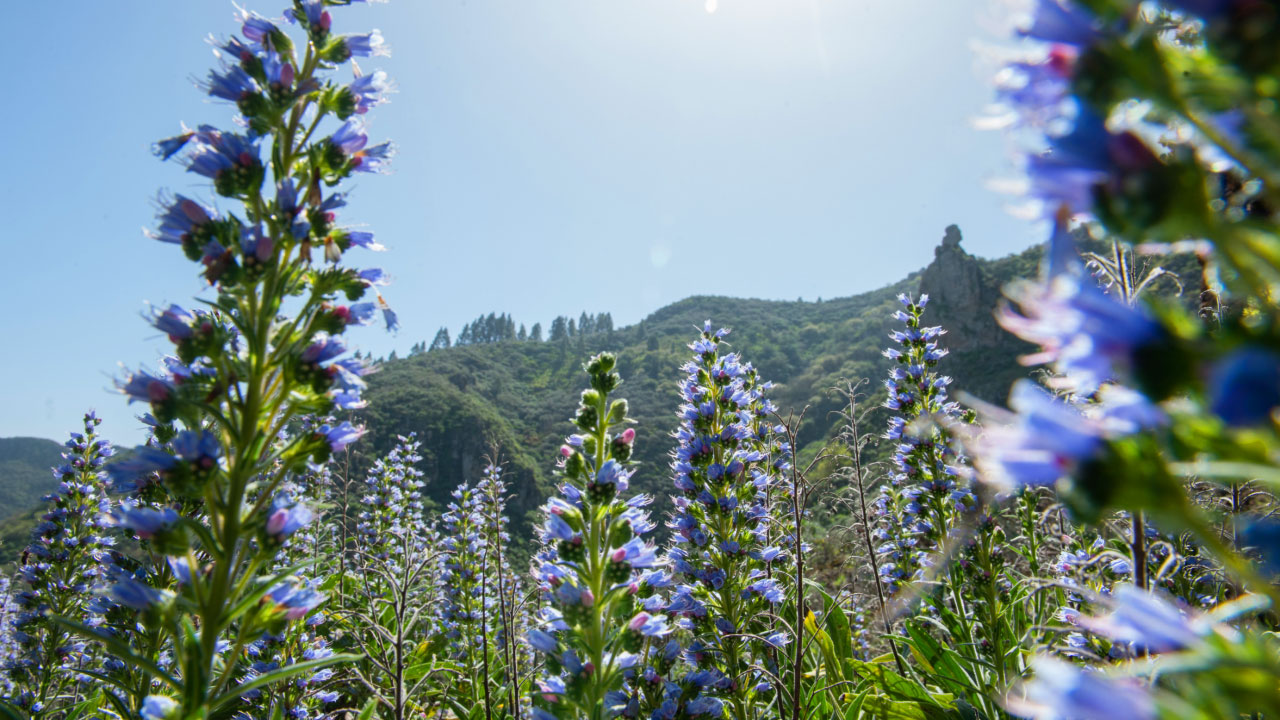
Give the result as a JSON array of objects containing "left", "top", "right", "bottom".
[{"left": 209, "top": 653, "right": 359, "bottom": 709}]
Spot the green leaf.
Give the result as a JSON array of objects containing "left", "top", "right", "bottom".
[
  {"left": 356, "top": 698, "right": 379, "bottom": 720},
  {"left": 209, "top": 653, "right": 360, "bottom": 710},
  {"left": 820, "top": 587, "right": 854, "bottom": 673}
]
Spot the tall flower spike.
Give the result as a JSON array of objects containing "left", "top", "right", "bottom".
[
  {"left": 4, "top": 412, "right": 119, "bottom": 714},
  {"left": 529, "top": 353, "right": 663, "bottom": 720},
  {"left": 871, "top": 294, "right": 971, "bottom": 595},
  {"left": 105, "top": 2, "right": 398, "bottom": 712},
  {"left": 662, "top": 322, "right": 784, "bottom": 718}
]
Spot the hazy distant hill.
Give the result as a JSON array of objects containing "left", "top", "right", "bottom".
[{"left": 0, "top": 437, "right": 63, "bottom": 518}]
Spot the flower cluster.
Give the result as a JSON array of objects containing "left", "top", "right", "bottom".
[
  {"left": 440, "top": 462, "right": 528, "bottom": 715},
  {"left": 99, "top": 2, "right": 397, "bottom": 713},
  {"left": 236, "top": 457, "right": 343, "bottom": 717},
  {"left": 528, "top": 353, "right": 664, "bottom": 720},
  {"left": 3, "top": 412, "right": 118, "bottom": 714},
  {"left": 871, "top": 294, "right": 970, "bottom": 594},
  {"left": 659, "top": 322, "right": 786, "bottom": 716},
  {"left": 357, "top": 433, "right": 430, "bottom": 561},
  {"left": 985, "top": 0, "right": 1167, "bottom": 223}
]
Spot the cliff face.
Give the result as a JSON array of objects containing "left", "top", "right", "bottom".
[
  {"left": 918, "top": 224, "right": 1033, "bottom": 403},
  {"left": 917, "top": 225, "right": 1002, "bottom": 353}
]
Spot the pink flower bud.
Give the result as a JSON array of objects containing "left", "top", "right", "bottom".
[
  {"left": 581, "top": 589, "right": 595, "bottom": 608},
  {"left": 619, "top": 428, "right": 636, "bottom": 444},
  {"left": 560, "top": 446, "right": 572, "bottom": 457},
  {"left": 611, "top": 548, "right": 627, "bottom": 563},
  {"left": 266, "top": 509, "right": 288, "bottom": 536},
  {"left": 629, "top": 612, "right": 650, "bottom": 631}
]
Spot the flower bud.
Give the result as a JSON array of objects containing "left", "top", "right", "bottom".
[{"left": 607, "top": 399, "right": 629, "bottom": 424}]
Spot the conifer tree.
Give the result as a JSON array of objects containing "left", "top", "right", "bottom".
[
  {"left": 549, "top": 317, "right": 568, "bottom": 342},
  {"left": 430, "top": 327, "right": 451, "bottom": 351}
]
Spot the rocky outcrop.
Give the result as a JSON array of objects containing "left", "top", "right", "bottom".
[
  {"left": 916, "top": 225, "right": 1034, "bottom": 403},
  {"left": 917, "top": 225, "right": 1003, "bottom": 353}
]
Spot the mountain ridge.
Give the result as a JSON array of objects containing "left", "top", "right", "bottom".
[{"left": 1, "top": 226, "right": 1198, "bottom": 553}]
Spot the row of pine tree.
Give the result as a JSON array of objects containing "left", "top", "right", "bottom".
[{"left": 405, "top": 311, "right": 615, "bottom": 356}]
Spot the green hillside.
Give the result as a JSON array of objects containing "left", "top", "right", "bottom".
[
  {"left": 0, "top": 437, "right": 63, "bottom": 518},
  {"left": 353, "top": 226, "right": 1157, "bottom": 540},
  {"left": 0, "top": 226, "right": 1198, "bottom": 560}
]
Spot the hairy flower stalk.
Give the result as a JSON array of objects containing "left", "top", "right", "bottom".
[
  {"left": 664, "top": 322, "right": 787, "bottom": 720},
  {"left": 874, "top": 294, "right": 970, "bottom": 597},
  {"left": 3, "top": 412, "right": 117, "bottom": 715},
  {"left": 476, "top": 462, "right": 530, "bottom": 720},
  {"left": 349, "top": 437, "right": 443, "bottom": 720},
  {"left": 528, "top": 353, "right": 665, "bottom": 720},
  {"left": 103, "top": 2, "right": 399, "bottom": 714},
  {"left": 358, "top": 434, "right": 430, "bottom": 563},
  {"left": 239, "top": 457, "right": 343, "bottom": 717},
  {"left": 874, "top": 295, "right": 1031, "bottom": 706},
  {"left": 440, "top": 461, "right": 526, "bottom": 716}
]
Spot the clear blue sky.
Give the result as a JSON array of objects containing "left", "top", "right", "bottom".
[{"left": 1, "top": 0, "right": 1041, "bottom": 445}]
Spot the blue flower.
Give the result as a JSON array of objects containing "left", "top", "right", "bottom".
[
  {"left": 319, "top": 421, "right": 365, "bottom": 453},
  {"left": 348, "top": 70, "right": 391, "bottom": 114},
  {"left": 152, "top": 129, "right": 195, "bottom": 160},
  {"left": 183, "top": 126, "right": 261, "bottom": 183},
  {"left": 167, "top": 556, "right": 194, "bottom": 585},
  {"left": 746, "top": 577, "right": 784, "bottom": 603},
  {"left": 147, "top": 194, "right": 217, "bottom": 247},
  {"left": 301, "top": 335, "right": 347, "bottom": 364},
  {"left": 330, "top": 118, "right": 376, "bottom": 161},
  {"left": 1207, "top": 347, "right": 1280, "bottom": 427},
  {"left": 627, "top": 612, "right": 672, "bottom": 638},
  {"left": 1240, "top": 519, "right": 1280, "bottom": 576},
  {"left": 1017, "top": 0, "right": 1100, "bottom": 46},
  {"left": 266, "top": 583, "right": 325, "bottom": 621},
  {"left": 358, "top": 267, "right": 390, "bottom": 286},
  {"left": 236, "top": 6, "right": 278, "bottom": 45},
  {"left": 686, "top": 696, "right": 724, "bottom": 717},
  {"left": 528, "top": 628, "right": 559, "bottom": 654},
  {"left": 109, "top": 578, "right": 174, "bottom": 611},
  {"left": 170, "top": 430, "right": 222, "bottom": 466},
  {"left": 266, "top": 494, "right": 315, "bottom": 541},
  {"left": 1072, "top": 586, "right": 1205, "bottom": 653},
  {"left": 106, "top": 505, "right": 180, "bottom": 540},
  {"left": 340, "top": 31, "right": 389, "bottom": 58},
  {"left": 545, "top": 514, "right": 575, "bottom": 541},
  {"left": 324, "top": 116, "right": 394, "bottom": 174},
  {"left": 262, "top": 49, "right": 294, "bottom": 90},
  {"left": 140, "top": 695, "right": 180, "bottom": 720},
  {"left": 150, "top": 304, "right": 198, "bottom": 342},
  {"left": 1005, "top": 657, "right": 1154, "bottom": 720},
  {"left": 1006, "top": 216, "right": 1167, "bottom": 393},
  {"left": 106, "top": 448, "right": 178, "bottom": 490},
  {"left": 971, "top": 380, "right": 1107, "bottom": 491},
  {"left": 610, "top": 538, "right": 660, "bottom": 569},
  {"left": 595, "top": 459, "right": 633, "bottom": 489},
  {"left": 378, "top": 294, "right": 399, "bottom": 332},
  {"left": 763, "top": 631, "right": 789, "bottom": 648},
  {"left": 119, "top": 370, "right": 175, "bottom": 405},
  {"left": 202, "top": 65, "right": 258, "bottom": 103}
]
